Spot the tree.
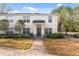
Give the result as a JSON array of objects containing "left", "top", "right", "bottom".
[
  {"left": 14, "top": 20, "right": 25, "bottom": 35},
  {"left": 72, "top": 6, "right": 79, "bottom": 32},
  {"left": 63, "top": 17, "right": 75, "bottom": 35},
  {"left": 74, "top": 6, "right": 79, "bottom": 14},
  {"left": 75, "top": 21, "right": 79, "bottom": 32},
  {"left": 51, "top": 6, "right": 73, "bottom": 32},
  {"left": 0, "top": 3, "right": 11, "bottom": 13},
  {"left": 0, "top": 19, "right": 9, "bottom": 34}
]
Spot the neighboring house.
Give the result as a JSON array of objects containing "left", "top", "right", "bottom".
[{"left": 0, "top": 13, "right": 59, "bottom": 37}]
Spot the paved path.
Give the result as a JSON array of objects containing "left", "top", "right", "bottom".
[{"left": 0, "top": 38, "right": 51, "bottom": 56}]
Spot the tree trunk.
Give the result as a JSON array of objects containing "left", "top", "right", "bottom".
[
  {"left": 19, "top": 31, "right": 22, "bottom": 35},
  {"left": 65, "top": 31, "right": 67, "bottom": 35}
]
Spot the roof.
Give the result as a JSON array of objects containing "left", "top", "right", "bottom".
[{"left": 0, "top": 13, "right": 60, "bottom": 16}]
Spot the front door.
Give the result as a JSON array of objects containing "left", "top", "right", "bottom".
[{"left": 37, "top": 28, "right": 41, "bottom": 37}]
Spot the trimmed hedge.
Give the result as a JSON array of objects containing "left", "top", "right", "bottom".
[
  {"left": 46, "top": 33, "right": 64, "bottom": 39},
  {"left": 0, "top": 34, "right": 32, "bottom": 38},
  {"left": 73, "top": 34, "right": 79, "bottom": 38}
]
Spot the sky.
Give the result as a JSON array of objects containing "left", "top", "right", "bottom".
[{"left": 7, "top": 3, "right": 79, "bottom": 13}]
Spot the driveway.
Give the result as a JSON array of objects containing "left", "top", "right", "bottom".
[{"left": 0, "top": 38, "right": 51, "bottom": 56}]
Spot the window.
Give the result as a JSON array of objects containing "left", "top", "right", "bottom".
[
  {"left": 9, "top": 31, "right": 13, "bottom": 34},
  {"left": 27, "top": 16, "right": 30, "bottom": 20},
  {"left": 45, "top": 28, "right": 52, "bottom": 34},
  {"left": 27, "top": 28, "right": 30, "bottom": 34},
  {"left": 6, "top": 28, "right": 13, "bottom": 34},
  {"left": 26, "top": 16, "right": 30, "bottom": 22},
  {"left": 23, "top": 28, "right": 26, "bottom": 34},
  {"left": 49, "top": 28, "right": 52, "bottom": 33},
  {"left": 23, "top": 16, "right": 30, "bottom": 23},
  {"left": 23, "top": 16, "right": 26, "bottom": 20},
  {"left": 9, "top": 20, "right": 13, "bottom": 22},
  {"left": 24, "top": 20, "right": 26, "bottom": 22},
  {"left": 27, "top": 20, "right": 30, "bottom": 22},
  {"left": 48, "top": 16, "right": 52, "bottom": 22},
  {"left": 9, "top": 28, "right": 13, "bottom": 30},
  {"left": 6, "top": 31, "right": 9, "bottom": 34},
  {"left": 6, "top": 16, "right": 13, "bottom": 19},
  {"left": 6, "top": 31, "right": 13, "bottom": 34},
  {"left": 6, "top": 16, "right": 13, "bottom": 22},
  {"left": 45, "top": 28, "right": 48, "bottom": 34}
]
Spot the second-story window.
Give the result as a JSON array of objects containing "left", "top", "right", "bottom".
[
  {"left": 48, "top": 16, "right": 52, "bottom": 23},
  {"left": 23, "top": 16, "right": 30, "bottom": 23},
  {"left": 26, "top": 16, "right": 30, "bottom": 23},
  {"left": 6, "top": 16, "right": 13, "bottom": 22},
  {"left": 9, "top": 20, "right": 13, "bottom": 22}
]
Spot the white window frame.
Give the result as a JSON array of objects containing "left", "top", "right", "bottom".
[
  {"left": 6, "top": 15, "right": 13, "bottom": 22},
  {"left": 48, "top": 16, "right": 52, "bottom": 23}
]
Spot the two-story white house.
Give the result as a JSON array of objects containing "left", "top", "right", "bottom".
[{"left": 0, "top": 13, "right": 59, "bottom": 37}]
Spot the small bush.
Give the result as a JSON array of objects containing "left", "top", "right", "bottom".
[
  {"left": 46, "top": 33, "right": 64, "bottom": 39},
  {"left": 29, "top": 33, "right": 34, "bottom": 38},
  {"left": 0, "top": 34, "right": 20, "bottom": 38},
  {"left": 0, "top": 33, "right": 33, "bottom": 38},
  {"left": 73, "top": 34, "right": 79, "bottom": 38}
]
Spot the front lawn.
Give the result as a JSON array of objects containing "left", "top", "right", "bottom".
[
  {"left": 43, "top": 38, "right": 79, "bottom": 56},
  {"left": 0, "top": 38, "right": 33, "bottom": 50}
]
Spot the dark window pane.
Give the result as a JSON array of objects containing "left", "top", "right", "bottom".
[
  {"left": 23, "top": 16, "right": 30, "bottom": 23},
  {"left": 9, "top": 20, "right": 13, "bottom": 22},
  {"left": 48, "top": 16, "right": 52, "bottom": 22},
  {"left": 49, "top": 28, "right": 52, "bottom": 33},
  {"left": 27, "top": 28, "right": 30, "bottom": 34},
  {"left": 24, "top": 20, "right": 26, "bottom": 22},
  {"left": 23, "top": 28, "right": 26, "bottom": 34},
  {"left": 6, "top": 31, "right": 9, "bottom": 34},
  {"left": 45, "top": 28, "right": 48, "bottom": 34},
  {"left": 27, "top": 20, "right": 30, "bottom": 22},
  {"left": 33, "top": 20, "right": 45, "bottom": 23},
  {"left": 6, "top": 31, "right": 13, "bottom": 34},
  {"left": 27, "top": 16, "right": 30, "bottom": 22},
  {"left": 10, "top": 31, "right": 13, "bottom": 34}
]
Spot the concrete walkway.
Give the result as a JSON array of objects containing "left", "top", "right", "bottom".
[{"left": 0, "top": 38, "right": 51, "bottom": 56}]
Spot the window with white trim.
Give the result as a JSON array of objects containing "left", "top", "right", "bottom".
[
  {"left": 49, "top": 28, "right": 52, "bottom": 33},
  {"left": 27, "top": 28, "right": 30, "bottom": 34},
  {"left": 45, "top": 28, "right": 48, "bottom": 34},
  {"left": 6, "top": 16, "right": 13, "bottom": 22},
  {"left": 23, "top": 28, "right": 27, "bottom": 34},
  {"left": 48, "top": 16, "right": 52, "bottom": 23},
  {"left": 23, "top": 16, "right": 30, "bottom": 23}
]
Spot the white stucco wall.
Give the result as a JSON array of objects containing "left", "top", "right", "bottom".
[{"left": 0, "top": 13, "right": 59, "bottom": 37}]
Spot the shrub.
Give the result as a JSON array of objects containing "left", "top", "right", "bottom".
[
  {"left": 29, "top": 33, "right": 34, "bottom": 38},
  {"left": 73, "top": 34, "right": 79, "bottom": 38},
  {"left": 0, "top": 34, "right": 21, "bottom": 38},
  {"left": 0, "top": 33, "right": 33, "bottom": 38},
  {"left": 46, "top": 33, "right": 64, "bottom": 39}
]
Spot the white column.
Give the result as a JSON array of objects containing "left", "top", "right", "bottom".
[
  {"left": 33, "top": 25, "right": 37, "bottom": 37},
  {"left": 41, "top": 25, "right": 44, "bottom": 37}
]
